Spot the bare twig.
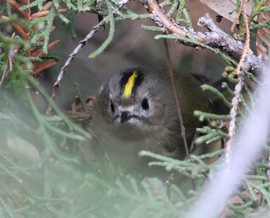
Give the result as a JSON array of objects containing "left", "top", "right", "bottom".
[
  {"left": 46, "top": 19, "right": 105, "bottom": 115},
  {"left": 226, "top": 0, "right": 251, "bottom": 163},
  {"left": 231, "top": 3, "right": 242, "bottom": 32},
  {"left": 163, "top": 39, "right": 189, "bottom": 159},
  {"left": 140, "top": 0, "right": 263, "bottom": 74}
]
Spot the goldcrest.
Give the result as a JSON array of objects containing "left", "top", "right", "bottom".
[{"left": 91, "top": 68, "right": 209, "bottom": 173}]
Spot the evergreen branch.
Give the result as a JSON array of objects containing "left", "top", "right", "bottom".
[
  {"left": 194, "top": 111, "right": 230, "bottom": 121},
  {"left": 89, "top": 1, "right": 115, "bottom": 58},
  {"left": 155, "top": 34, "right": 237, "bottom": 67},
  {"left": 175, "top": 0, "right": 185, "bottom": 23},
  {"left": 23, "top": 71, "right": 88, "bottom": 138},
  {"left": 201, "top": 84, "right": 232, "bottom": 108},
  {"left": 42, "top": 8, "right": 55, "bottom": 54},
  {"left": 140, "top": 0, "right": 263, "bottom": 74},
  {"left": 197, "top": 149, "right": 224, "bottom": 159},
  {"left": 196, "top": 130, "right": 228, "bottom": 144}
]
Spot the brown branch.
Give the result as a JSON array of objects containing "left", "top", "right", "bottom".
[
  {"left": 31, "top": 8, "right": 67, "bottom": 19},
  {"left": 141, "top": 0, "right": 197, "bottom": 40},
  {"left": 31, "top": 40, "right": 61, "bottom": 58},
  {"left": 43, "top": 2, "right": 53, "bottom": 11},
  {"left": 4, "top": 1, "right": 61, "bottom": 77},
  {"left": 1, "top": 16, "right": 29, "bottom": 39},
  {"left": 33, "top": 59, "right": 58, "bottom": 75},
  {"left": 140, "top": 0, "right": 263, "bottom": 74}
]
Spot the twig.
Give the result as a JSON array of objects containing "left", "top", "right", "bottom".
[
  {"left": 163, "top": 39, "right": 189, "bottom": 159},
  {"left": 46, "top": 19, "right": 106, "bottom": 115},
  {"left": 140, "top": 0, "right": 263, "bottom": 74},
  {"left": 231, "top": 2, "right": 242, "bottom": 32},
  {"left": 225, "top": 77, "right": 244, "bottom": 163},
  {"left": 226, "top": 0, "right": 251, "bottom": 164},
  {"left": 163, "top": 38, "right": 198, "bottom": 192}
]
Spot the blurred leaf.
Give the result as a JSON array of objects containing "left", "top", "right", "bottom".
[
  {"left": 200, "top": 0, "right": 254, "bottom": 22},
  {"left": 256, "top": 2, "right": 270, "bottom": 60}
]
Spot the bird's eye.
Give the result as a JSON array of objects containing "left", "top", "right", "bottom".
[
  {"left": 110, "top": 100, "right": 115, "bottom": 113},
  {"left": 141, "top": 98, "right": 149, "bottom": 110}
]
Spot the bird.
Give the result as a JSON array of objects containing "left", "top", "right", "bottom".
[{"left": 88, "top": 67, "right": 210, "bottom": 176}]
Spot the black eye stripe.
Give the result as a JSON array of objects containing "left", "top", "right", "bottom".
[{"left": 119, "top": 70, "right": 144, "bottom": 97}]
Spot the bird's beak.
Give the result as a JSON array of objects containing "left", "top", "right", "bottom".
[{"left": 120, "top": 111, "right": 131, "bottom": 123}]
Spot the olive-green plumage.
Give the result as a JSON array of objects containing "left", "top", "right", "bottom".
[{"left": 92, "top": 68, "right": 209, "bottom": 174}]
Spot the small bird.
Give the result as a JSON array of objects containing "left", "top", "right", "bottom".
[{"left": 90, "top": 68, "right": 209, "bottom": 175}]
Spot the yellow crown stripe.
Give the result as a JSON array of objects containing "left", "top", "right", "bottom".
[{"left": 122, "top": 71, "right": 138, "bottom": 98}]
